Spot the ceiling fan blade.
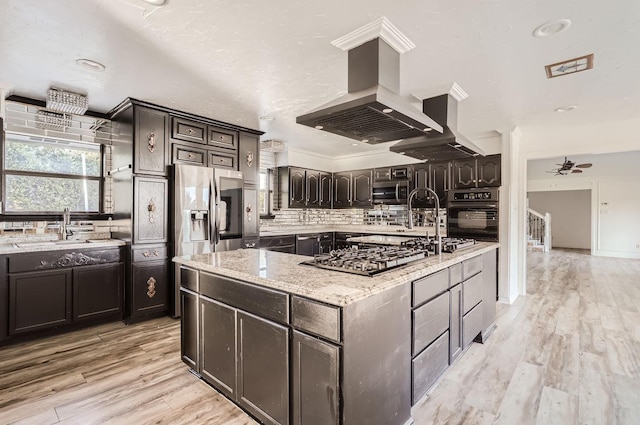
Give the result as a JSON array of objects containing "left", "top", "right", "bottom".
[
  {"left": 571, "top": 169, "right": 583, "bottom": 173},
  {"left": 576, "top": 163, "right": 592, "bottom": 168}
]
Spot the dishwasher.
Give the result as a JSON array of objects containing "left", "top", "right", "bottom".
[{"left": 295, "top": 234, "right": 320, "bottom": 256}]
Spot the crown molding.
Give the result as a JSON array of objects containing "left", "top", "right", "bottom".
[{"left": 331, "top": 17, "right": 415, "bottom": 53}]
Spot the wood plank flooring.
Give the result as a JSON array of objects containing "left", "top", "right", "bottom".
[{"left": 1, "top": 248, "right": 638, "bottom": 424}]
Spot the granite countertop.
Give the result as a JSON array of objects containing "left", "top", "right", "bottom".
[
  {"left": 0, "top": 239, "right": 127, "bottom": 254},
  {"left": 173, "top": 242, "right": 498, "bottom": 307},
  {"left": 260, "top": 224, "right": 444, "bottom": 238}
]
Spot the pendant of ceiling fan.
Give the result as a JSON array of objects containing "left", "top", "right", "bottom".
[{"left": 548, "top": 156, "right": 593, "bottom": 175}]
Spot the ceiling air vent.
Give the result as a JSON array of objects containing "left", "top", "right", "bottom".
[{"left": 545, "top": 54, "right": 594, "bottom": 79}]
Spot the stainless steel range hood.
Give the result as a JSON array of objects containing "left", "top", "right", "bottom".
[
  {"left": 389, "top": 93, "right": 485, "bottom": 161},
  {"left": 296, "top": 38, "right": 443, "bottom": 144}
]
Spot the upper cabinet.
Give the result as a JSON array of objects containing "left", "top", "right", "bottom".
[
  {"left": 134, "top": 106, "right": 169, "bottom": 176},
  {"left": 332, "top": 172, "right": 352, "bottom": 209},
  {"left": 239, "top": 132, "right": 259, "bottom": 186},
  {"left": 452, "top": 155, "right": 501, "bottom": 189},
  {"left": 278, "top": 167, "right": 332, "bottom": 209},
  {"left": 352, "top": 169, "right": 372, "bottom": 207},
  {"left": 413, "top": 162, "right": 450, "bottom": 207},
  {"left": 209, "top": 127, "right": 238, "bottom": 151}
]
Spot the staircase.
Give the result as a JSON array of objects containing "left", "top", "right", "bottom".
[{"left": 527, "top": 208, "right": 551, "bottom": 252}]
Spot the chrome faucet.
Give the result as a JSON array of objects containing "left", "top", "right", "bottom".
[
  {"left": 408, "top": 188, "right": 442, "bottom": 254},
  {"left": 60, "top": 208, "right": 72, "bottom": 240}
]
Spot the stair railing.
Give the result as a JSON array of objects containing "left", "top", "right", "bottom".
[{"left": 527, "top": 208, "right": 552, "bottom": 252}]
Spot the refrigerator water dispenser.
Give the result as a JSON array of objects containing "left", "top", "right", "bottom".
[{"left": 189, "top": 210, "right": 209, "bottom": 241}]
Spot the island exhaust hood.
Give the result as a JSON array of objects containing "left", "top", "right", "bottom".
[
  {"left": 390, "top": 93, "right": 486, "bottom": 161},
  {"left": 296, "top": 37, "right": 444, "bottom": 144}
]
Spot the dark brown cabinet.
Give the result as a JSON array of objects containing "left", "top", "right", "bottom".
[
  {"left": 209, "top": 127, "right": 238, "bottom": 151},
  {"left": 130, "top": 261, "right": 168, "bottom": 318},
  {"left": 452, "top": 155, "right": 501, "bottom": 189},
  {"left": 306, "top": 172, "right": 320, "bottom": 207},
  {"left": 171, "top": 143, "right": 207, "bottom": 167},
  {"left": 239, "top": 132, "right": 259, "bottom": 186},
  {"left": 133, "top": 177, "right": 168, "bottom": 244},
  {"left": 278, "top": 167, "right": 331, "bottom": 209},
  {"left": 477, "top": 155, "right": 501, "bottom": 187},
  {"left": 180, "top": 288, "right": 199, "bottom": 371},
  {"left": 292, "top": 331, "right": 340, "bottom": 425},
  {"left": 289, "top": 168, "right": 306, "bottom": 208},
  {"left": 135, "top": 106, "right": 169, "bottom": 176},
  {"left": 452, "top": 158, "right": 477, "bottom": 189},
  {"left": 352, "top": 169, "right": 372, "bottom": 207},
  {"left": 319, "top": 173, "right": 332, "bottom": 208},
  {"left": 413, "top": 162, "right": 450, "bottom": 207},
  {"left": 73, "top": 263, "right": 123, "bottom": 322},
  {"left": 9, "top": 269, "right": 73, "bottom": 335},
  {"left": 333, "top": 172, "right": 352, "bottom": 208},
  {"left": 172, "top": 117, "right": 207, "bottom": 144},
  {"left": 243, "top": 187, "right": 259, "bottom": 237}
]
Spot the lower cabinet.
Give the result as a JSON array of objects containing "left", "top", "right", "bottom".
[
  {"left": 237, "top": 311, "right": 290, "bottom": 425},
  {"left": 412, "top": 330, "right": 449, "bottom": 404},
  {"left": 292, "top": 331, "right": 340, "bottom": 425},
  {"left": 73, "top": 263, "right": 123, "bottom": 322},
  {"left": 128, "top": 258, "right": 168, "bottom": 319},
  {"left": 199, "top": 295, "right": 290, "bottom": 425},
  {"left": 449, "top": 282, "right": 463, "bottom": 363},
  {"left": 9, "top": 269, "right": 73, "bottom": 335},
  {"left": 463, "top": 301, "right": 484, "bottom": 348},
  {"left": 180, "top": 287, "right": 199, "bottom": 371}
]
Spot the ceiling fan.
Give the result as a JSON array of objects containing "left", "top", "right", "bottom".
[{"left": 546, "top": 156, "right": 593, "bottom": 176}]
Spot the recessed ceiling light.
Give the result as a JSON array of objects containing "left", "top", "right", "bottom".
[
  {"left": 362, "top": 139, "right": 369, "bottom": 143},
  {"left": 351, "top": 143, "right": 358, "bottom": 146},
  {"left": 382, "top": 108, "right": 393, "bottom": 113},
  {"left": 555, "top": 105, "right": 578, "bottom": 112},
  {"left": 259, "top": 115, "right": 275, "bottom": 121},
  {"left": 532, "top": 19, "right": 571, "bottom": 37},
  {"left": 423, "top": 127, "right": 433, "bottom": 132},
  {"left": 75, "top": 58, "right": 105, "bottom": 72},
  {"left": 315, "top": 125, "right": 324, "bottom": 130},
  {"left": 141, "top": 0, "right": 166, "bottom": 5}
]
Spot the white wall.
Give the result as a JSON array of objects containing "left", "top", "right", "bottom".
[
  {"left": 527, "top": 190, "right": 591, "bottom": 249},
  {"left": 598, "top": 180, "right": 640, "bottom": 257}
]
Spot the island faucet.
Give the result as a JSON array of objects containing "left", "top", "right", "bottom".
[
  {"left": 60, "top": 208, "right": 72, "bottom": 240},
  {"left": 407, "top": 187, "right": 442, "bottom": 254}
]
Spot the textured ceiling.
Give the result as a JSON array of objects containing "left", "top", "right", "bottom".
[{"left": 1, "top": 0, "right": 639, "bottom": 158}]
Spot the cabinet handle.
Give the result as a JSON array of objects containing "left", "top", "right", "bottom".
[
  {"left": 187, "top": 153, "right": 193, "bottom": 159},
  {"left": 246, "top": 203, "right": 252, "bottom": 221},
  {"left": 245, "top": 242, "right": 256, "bottom": 248},
  {"left": 147, "top": 277, "right": 157, "bottom": 298},
  {"left": 186, "top": 128, "right": 195, "bottom": 136},
  {"left": 246, "top": 150, "right": 254, "bottom": 167},
  {"left": 218, "top": 135, "right": 225, "bottom": 141},
  {"left": 142, "top": 250, "right": 160, "bottom": 257},
  {"left": 147, "top": 199, "right": 156, "bottom": 223},
  {"left": 147, "top": 132, "right": 156, "bottom": 153}
]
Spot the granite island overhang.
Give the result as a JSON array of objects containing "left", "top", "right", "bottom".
[{"left": 173, "top": 242, "right": 499, "bottom": 425}]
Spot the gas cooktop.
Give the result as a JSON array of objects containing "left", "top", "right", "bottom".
[{"left": 300, "top": 237, "right": 476, "bottom": 276}]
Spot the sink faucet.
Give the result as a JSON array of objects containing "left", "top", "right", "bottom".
[
  {"left": 60, "top": 208, "right": 72, "bottom": 240},
  {"left": 408, "top": 188, "right": 442, "bottom": 254}
]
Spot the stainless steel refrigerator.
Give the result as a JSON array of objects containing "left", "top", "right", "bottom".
[{"left": 173, "top": 164, "right": 244, "bottom": 315}]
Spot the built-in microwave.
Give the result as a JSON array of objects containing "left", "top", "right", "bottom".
[
  {"left": 447, "top": 188, "right": 499, "bottom": 241},
  {"left": 372, "top": 181, "right": 410, "bottom": 204}
]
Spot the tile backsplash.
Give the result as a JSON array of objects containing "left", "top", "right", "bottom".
[{"left": 0, "top": 219, "right": 115, "bottom": 244}]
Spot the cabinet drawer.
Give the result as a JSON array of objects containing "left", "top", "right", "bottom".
[
  {"left": 463, "top": 272, "right": 483, "bottom": 314},
  {"left": 132, "top": 245, "right": 167, "bottom": 263},
  {"left": 412, "top": 291, "right": 449, "bottom": 356},
  {"left": 208, "top": 151, "right": 235, "bottom": 169},
  {"left": 259, "top": 235, "right": 295, "bottom": 248},
  {"left": 449, "top": 263, "right": 462, "bottom": 286},
  {"left": 463, "top": 255, "right": 483, "bottom": 279},
  {"left": 292, "top": 296, "right": 341, "bottom": 343},
  {"left": 208, "top": 128, "right": 237, "bottom": 150},
  {"left": 412, "top": 269, "right": 449, "bottom": 307},
  {"left": 320, "top": 233, "right": 333, "bottom": 241},
  {"left": 8, "top": 248, "right": 123, "bottom": 273},
  {"left": 172, "top": 117, "right": 207, "bottom": 144},
  {"left": 180, "top": 266, "right": 198, "bottom": 292},
  {"left": 463, "top": 301, "right": 483, "bottom": 348},
  {"left": 172, "top": 143, "right": 206, "bottom": 166},
  {"left": 412, "top": 330, "right": 449, "bottom": 405},
  {"left": 200, "top": 272, "right": 289, "bottom": 324}
]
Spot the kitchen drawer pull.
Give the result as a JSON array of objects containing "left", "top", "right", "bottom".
[
  {"left": 147, "top": 132, "right": 156, "bottom": 153},
  {"left": 142, "top": 250, "right": 160, "bottom": 257},
  {"left": 147, "top": 277, "right": 157, "bottom": 298},
  {"left": 187, "top": 128, "right": 195, "bottom": 135},
  {"left": 245, "top": 242, "right": 256, "bottom": 248}
]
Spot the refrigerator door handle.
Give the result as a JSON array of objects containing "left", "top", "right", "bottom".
[{"left": 213, "top": 175, "right": 221, "bottom": 246}]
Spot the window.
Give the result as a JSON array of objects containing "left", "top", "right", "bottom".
[
  {"left": 259, "top": 168, "right": 274, "bottom": 217},
  {"left": 3, "top": 133, "right": 102, "bottom": 213}
]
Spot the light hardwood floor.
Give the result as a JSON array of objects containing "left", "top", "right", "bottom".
[{"left": 1, "top": 249, "right": 639, "bottom": 424}]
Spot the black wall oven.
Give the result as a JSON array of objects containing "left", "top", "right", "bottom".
[{"left": 447, "top": 188, "right": 499, "bottom": 241}]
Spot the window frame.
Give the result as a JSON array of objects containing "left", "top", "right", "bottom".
[
  {"left": 259, "top": 168, "right": 276, "bottom": 219},
  {"left": 0, "top": 131, "right": 108, "bottom": 220}
]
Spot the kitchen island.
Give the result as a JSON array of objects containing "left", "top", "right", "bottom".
[{"left": 174, "top": 242, "right": 498, "bottom": 425}]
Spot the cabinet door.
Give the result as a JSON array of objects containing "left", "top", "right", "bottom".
[
  {"left": 449, "top": 283, "right": 463, "bottom": 364},
  {"left": 134, "top": 177, "right": 168, "bottom": 244},
  {"left": 319, "top": 172, "right": 332, "bottom": 208},
  {"left": 131, "top": 261, "right": 168, "bottom": 317},
  {"left": 135, "top": 106, "right": 168, "bottom": 176},
  {"left": 209, "top": 127, "right": 238, "bottom": 151},
  {"left": 172, "top": 117, "right": 207, "bottom": 144},
  {"left": 289, "top": 168, "right": 306, "bottom": 208},
  {"left": 412, "top": 163, "right": 432, "bottom": 207},
  {"left": 200, "top": 296, "right": 237, "bottom": 398},
  {"left": 430, "top": 161, "right": 450, "bottom": 205},
  {"left": 73, "top": 262, "right": 123, "bottom": 322},
  {"left": 237, "top": 311, "right": 290, "bottom": 425},
  {"left": 453, "top": 159, "right": 477, "bottom": 189},
  {"left": 9, "top": 269, "right": 72, "bottom": 335},
  {"left": 306, "top": 171, "right": 320, "bottom": 208},
  {"left": 239, "top": 132, "right": 259, "bottom": 186},
  {"left": 333, "top": 173, "right": 351, "bottom": 208},
  {"left": 243, "top": 187, "right": 259, "bottom": 237},
  {"left": 181, "top": 288, "right": 199, "bottom": 371},
  {"left": 292, "top": 331, "right": 340, "bottom": 425},
  {"left": 477, "top": 155, "right": 501, "bottom": 187},
  {"left": 352, "top": 170, "right": 372, "bottom": 207}
]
